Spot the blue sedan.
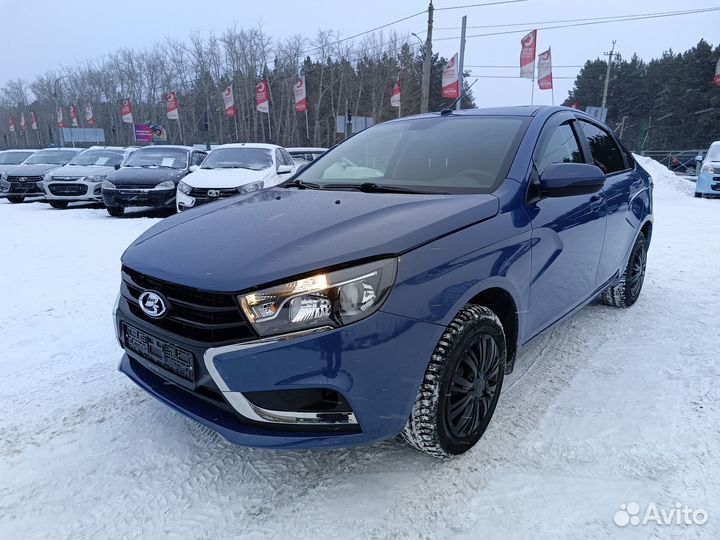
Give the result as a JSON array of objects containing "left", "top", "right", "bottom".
[{"left": 114, "top": 106, "right": 653, "bottom": 458}]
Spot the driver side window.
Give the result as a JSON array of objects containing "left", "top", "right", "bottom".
[{"left": 534, "top": 121, "right": 584, "bottom": 174}]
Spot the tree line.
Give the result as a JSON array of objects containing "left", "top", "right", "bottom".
[
  {"left": 0, "top": 26, "right": 474, "bottom": 150},
  {"left": 564, "top": 39, "right": 720, "bottom": 151}
]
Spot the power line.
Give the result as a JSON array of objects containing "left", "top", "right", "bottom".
[
  {"left": 465, "top": 64, "right": 584, "bottom": 68},
  {"left": 434, "top": 0, "right": 528, "bottom": 11},
  {"left": 431, "top": 7, "right": 720, "bottom": 41}
]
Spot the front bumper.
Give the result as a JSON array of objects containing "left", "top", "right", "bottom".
[
  {"left": 102, "top": 186, "right": 176, "bottom": 209},
  {"left": 42, "top": 179, "right": 104, "bottom": 201},
  {"left": 116, "top": 296, "right": 443, "bottom": 448},
  {"left": 0, "top": 178, "right": 44, "bottom": 199},
  {"left": 695, "top": 172, "right": 720, "bottom": 195}
]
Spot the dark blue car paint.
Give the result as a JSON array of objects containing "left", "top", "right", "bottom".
[{"left": 117, "top": 106, "right": 653, "bottom": 448}]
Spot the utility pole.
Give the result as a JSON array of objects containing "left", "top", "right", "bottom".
[
  {"left": 456, "top": 15, "right": 467, "bottom": 111},
  {"left": 420, "top": 1, "right": 434, "bottom": 113},
  {"left": 601, "top": 40, "right": 617, "bottom": 110}
]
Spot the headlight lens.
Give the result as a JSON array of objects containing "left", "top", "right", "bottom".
[
  {"left": 43, "top": 173, "right": 52, "bottom": 182},
  {"left": 177, "top": 181, "right": 192, "bottom": 195},
  {"left": 701, "top": 163, "right": 713, "bottom": 173},
  {"left": 101, "top": 180, "right": 116, "bottom": 190},
  {"left": 238, "top": 180, "right": 263, "bottom": 194},
  {"left": 0, "top": 172, "right": 7, "bottom": 180},
  {"left": 155, "top": 180, "right": 176, "bottom": 190},
  {"left": 84, "top": 175, "right": 106, "bottom": 183},
  {"left": 239, "top": 258, "right": 397, "bottom": 336}
]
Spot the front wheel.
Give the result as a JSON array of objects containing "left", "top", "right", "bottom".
[
  {"left": 49, "top": 201, "right": 69, "bottom": 209},
  {"left": 107, "top": 206, "right": 124, "bottom": 217},
  {"left": 402, "top": 305, "right": 506, "bottom": 458},
  {"left": 601, "top": 232, "right": 647, "bottom": 308},
  {"left": 7, "top": 196, "right": 24, "bottom": 204},
  {"left": 694, "top": 192, "right": 702, "bottom": 198}
]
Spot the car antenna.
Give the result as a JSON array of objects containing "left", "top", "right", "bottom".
[{"left": 441, "top": 79, "right": 478, "bottom": 114}]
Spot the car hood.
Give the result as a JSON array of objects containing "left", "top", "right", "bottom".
[
  {"left": 184, "top": 168, "right": 273, "bottom": 188},
  {"left": 109, "top": 167, "right": 186, "bottom": 186},
  {"left": 122, "top": 186, "right": 500, "bottom": 292},
  {"left": 50, "top": 164, "right": 117, "bottom": 178},
  {"left": 5, "top": 163, "right": 66, "bottom": 176}
]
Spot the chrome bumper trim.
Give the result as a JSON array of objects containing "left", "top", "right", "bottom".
[{"left": 203, "top": 326, "right": 358, "bottom": 426}]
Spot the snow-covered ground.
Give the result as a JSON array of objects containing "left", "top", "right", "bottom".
[{"left": 1, "top": 159, "right": 718, "bottom": 539}]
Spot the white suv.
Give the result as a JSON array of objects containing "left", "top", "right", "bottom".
[{"left": 176, "top": 143, "right": 297, "bottom": 212}]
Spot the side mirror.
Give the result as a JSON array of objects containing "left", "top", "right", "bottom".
[
  {"left": 539, "top": 163, "right": 605, "bottom": 197},
  {"left": 189, "top": 165, "right": 199, "bottom": 173},
  {"left": 114, "top": 164, "right": 121, "bottom": 170},
  {"left": 277, "top": 164, "right": 293, "bottom": 174}
]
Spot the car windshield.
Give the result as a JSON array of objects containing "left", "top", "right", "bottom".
[
  {"left": 0, "top": 151, "right": 34, "bottom": 165},
  {"left": 706, "top": 145, "right": 720, "bottom": 162},
  {"left": 201, "top": 148, "right": 273, "bottom": 170},
  {"left": 69, "top": 149, "right": 126, "bottom": 167},
  {"left": 124, "top": 148, "right": 188, "bottom": 169},
  {"left": 289, "top": 151, "right": 325, "bottom": 162},
  {"left": 24, "top": 150, "right": 79, "bottom": 165},
  {"left": 293, "top": 116, "right": 528, "bottom": 194}
]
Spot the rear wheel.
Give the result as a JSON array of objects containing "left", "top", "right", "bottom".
[
  {"left": 7, "top": 196, "right": 24, "bottom": 204},
  {"left": 49, "top": 201, "right": 69, "bottom": 209},
  {"left": 601, "top": 232, "right": 647, "bottom": 308},
  {"left": 107, "top": 206, "right": 124, "bottom": 217},
  {"left": 402, "top": 305, "right": 506, "bottom": 458},
  {"left": 694, "top": 192, "right": 702, "bottom": 198}
]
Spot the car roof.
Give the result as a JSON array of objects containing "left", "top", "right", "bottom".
[
  {"left": 287, "top": 147, "right": 327, "bottom": 152},
  {"left": 85, "top": 146, "right": 129, "bottom": 151},
  {"left": 0, "top": 149, "right": 39, "bottom": 153},
  {"left": 211, "top": 142, "right": 282, "bottom": 150},
  {"left": 134, "top": 145, "right": 195, "bottom": 152},
  {"left": 36, "top": 147, "right": 83, "bottom": 152}
]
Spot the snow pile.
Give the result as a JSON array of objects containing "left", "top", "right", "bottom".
[{"left": 633, "top": 153, "right": 695, "bottom": 198}]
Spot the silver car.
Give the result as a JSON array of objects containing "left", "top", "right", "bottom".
[{"left": 41, "top": 146, "right": 136, "bottom": 208}]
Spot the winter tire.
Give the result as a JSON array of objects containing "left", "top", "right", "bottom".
[
  {"left": 601, "top": 232, "right": 647, "bottom": 308},
  {"left": 402, "top": 304, "right": 506, "bottom": 458},
  {"left": 694, "top": 192, "right": 702, "bottom": 198},
  {"left": 8, "top": 196, "right": 24, "bottom": 204},
  {"left": 49, "top": 201, "right": 69, "bottom": 209},
  {"left": 107, "top": 206, "right": 124, "bottom": 217}
]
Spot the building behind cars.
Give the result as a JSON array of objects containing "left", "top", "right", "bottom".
[
  {"left": 0, "top": 148, "right": 83, "bottom": 203},
  {"left": 41, "top": 146, "right": 136, "bottom": 209}
]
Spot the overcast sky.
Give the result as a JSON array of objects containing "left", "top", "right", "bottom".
[{"left": 0, "top": 0, "right": 716, "bottom": 107}]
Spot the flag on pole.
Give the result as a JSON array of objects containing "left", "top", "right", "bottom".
[
  {"left": 442, "top": 53, "right": 459, "bottom": 99},
  {"left": 520, "top": 30, "right": 537, "bottom": 79},
  {"left": 256, "top": 80, "right": 270, "bottom": 113},
  {"left": 165, "top": 91, "right": 179, "bottom": 120},
  {"left": 56, "top": 107, "right": 65, "bottom": 128},
  {"left": 714, "top": 57, "right": 720, "bottom": 87},
  {"left": 121, "top": 98, "right": 133, "bottom": 123},
  {"left": 222, "top": 85, "right": 236, "bottom": 117},
  {"left": 20, "top": 112, "right": 26, "bottom": 132},
  {"left": 390, "top": 72, "right": 402, "bottom": 108},
  {"left": 8, "top": 114, "right": 15, "bottom": 132},
  {"left": 85, "top": 103, "right": 95, "bottom": 126},
  {"left": 70, "top": 104, "right": 79, "bottom": 127},
  {"left": 294, "top": 75, "right": 307, "bottom": 113},
  {"left": 30, "top": 111, "right": 38, "bottom": 130},
  {"left": 537, "top": 48, "right": 553, "bottom": 90},
  {"left": 570, "top": 100, "right": 581, "bottom": 109}
]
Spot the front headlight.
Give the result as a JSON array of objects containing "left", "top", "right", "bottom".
[
  {"left": 177, "top": 181, "right": 192, "bottom": 195},
  {"left": 84, "top": 175, "right": 106, "bottom": 183},
  {"left": 155, "top": 180, "right": 176, "bottom": 190},
  {"left": 239, "top": 258, "right": 397, "bottom": 336},
  {"left": 101, "top": 180, "right": 116, "bottom": 190},
  {"left": 701, "top": 163, "right": 713, "bottom": 174},
  {"left": 43, "top": 173, "right": 52, "bottom": 182},
  {"left": 238, "top": 180, "right": 263, "bottom": 194},
  {"left": 0, "top": 172, "right": 7, "bottom": 181}
]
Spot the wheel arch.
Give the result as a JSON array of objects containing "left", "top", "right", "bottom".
[{"left": 466, "top": 286, "right": 520, "bottom": 373}]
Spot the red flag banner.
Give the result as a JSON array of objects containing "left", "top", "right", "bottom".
[
  {"left": 222, "top": 85, "right": 236, "bottom": 118},
  {"left": 85, "top": 103, "right": 95, "bottom": 126},
  {"left": 520, "top": 30, "right": 537, "bottom": 79},
  {"left": 20, "top": 112, "right": 26, "bottom": 131},
  {"left": 121, "top": 98, "right": 133, "bottom": 124},
  {"left": 390, "top": 72, "right": 401, "bottom": 108},
  {"left": 256, "top": 80, "right": 270, "bottom": 113},
  {"left": 166, "top": 92, "right": 179, "bottom": 120},
  {"left": 70, "top": 104, "right": 78, "bottom": 128},
  {"left": 537, "top": 48, "right": 553, "bottom": 90},
  {"left": 714, "top": 57, "right": 720, "bottom": 88},
  {"left": 30, "top": 111, "right": 38, "bottom": 130},
  {"left": 294, "top": 75, "right": 307, "bottom": 113},
  {"left": 8, "top": 114, "right": 15, "bottom": 132},
  {"left": 56, "top": 107, "right": 65, "bottom": 128},
  {"left": 442, "top": 53, "right": 459, "bottom": 99}
]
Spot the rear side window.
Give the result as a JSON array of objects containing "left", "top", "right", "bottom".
[
  {"left": 579, "top": 120, "right": 626, "bottom": 174},
  {"left": 534, "top": 122, "right": 584, "bottom": 173}
]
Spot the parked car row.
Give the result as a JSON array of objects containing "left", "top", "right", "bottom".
[{"left": 0, "top": 144, "right": 327, "bottom": 215}]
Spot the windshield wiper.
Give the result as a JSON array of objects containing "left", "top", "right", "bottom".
[
  {"left": 283, "top": 179, "right": 321, "bottom": 189},
  {"left": 321, "top": 182, "right": 442, "bottom": 194}
]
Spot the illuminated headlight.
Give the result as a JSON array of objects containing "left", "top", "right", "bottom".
[
  {"left": 84, "top": 175, "right": 106, "bottom": 183},
  {"left": 101, "top": 180, "right": 116, "bottom": 190},
  {"left": 239, "top": 258, "right": 397, "bottom": 336},
  {"left": 155, "top": 180, "right": 176, "bottom": 190},
  {"left": 177, "top": 180, "right": 192, "bottom": 195},
  {"left": 238, "top": 180, "right": 263, "bottom": 194}
]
